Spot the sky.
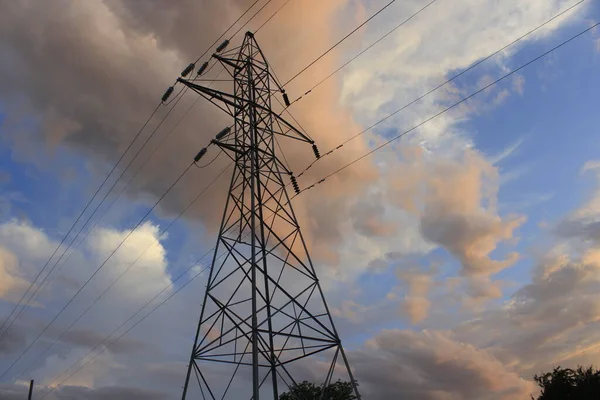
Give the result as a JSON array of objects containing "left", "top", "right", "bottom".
[{"left": 0, "top": 0, "right": 600, "bottom": 399}]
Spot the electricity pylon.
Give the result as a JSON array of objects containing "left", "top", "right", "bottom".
[{"left": 177, "top": 32, "right": 360, "bottom": 400}]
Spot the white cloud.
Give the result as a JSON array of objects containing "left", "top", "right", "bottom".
[
  {"left": 0, "top": 246, "right": 29, "bottom": 302},
  {"left": 341, "top": 0, "right": 584, "bottom": 147}
]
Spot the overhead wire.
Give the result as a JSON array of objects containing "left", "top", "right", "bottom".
[
  {"left": 16, "top": 0, "right": 433, "bottom": 386},
  {"left": 46, "top": 62, "right": 226, "bottom": 292},
  {"left": 193, "top": 0, "right": 262, "bottom": 63},
  {"left": 0, "top": 0, "right": 278, "bottom": 353},
  {"left": 255, "top": 0, "right": 294, "bottom": 33},
  {"left": 286, "top": 0, "right": 441, "bottom": 108},
  {"left": 0, "top": 101, "right": 163, "bottom": 341},
  {"left": 291, "top": 0, "right": 586, "bottom": 178},
  {"left": 15, "top": 163, "right": 233, "bottom": 382},
  {"left": 39, "top": 262, "right": 212, "bottom": 399},
  {"left": 0, "top": 88, "right": 191, "bottom": 346},
  {"left": 195, "top": 150, "right": 224, "bottom": 169},
  {"left": 38, "top": 172, "right": 290, "bottom": 397},
  {"left": 0, "top": 0, "right": 273, "bottom": 346},
  {"left": 28, "top": 1, "right": 594, "bottom": 393},
  {"left": 0, "top": 161, "right": 197, "bottom": 380},
  {"left": 290, "top": 19, "right": 600, "bottom": 201},
  {"left": 282, "top": 0, "right": 397, "bottom": 87},
  {"left": 229, "top": 0, "right": 276, "bottom": 40},
  {"left": 11, "top": 2, "right": 294, "bottom": 381}
]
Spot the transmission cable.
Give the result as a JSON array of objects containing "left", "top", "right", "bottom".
[
  {"left": 193, "top": 0, "right": 262, "bottom": 63},
  {"left": 291, "top": 0, "right": 586, "bottom": 179},
  {"left": 31, "top": 2, "right": 593, "bottom": 392},
  {"left": 282, "top": 0, "right": 397, "bottom": 87},
  {"left": 41, "top": 64, "right": 227, "bottom": 300},
  {"left": 0, "top": 89, "right": 190, "bottom": 346},
  {"left": 15, "top": 162, "right": 231, "bottom": 382},
  {"left": 287, "top": 0, "right": 441, "bottom": 108},
  {"left": 0, "top": 160, "right": 198, "bottom": 380},
  {"left": 38, "top": 175, "right": 290, "bottom": 396},
  {"left": 255, "top": 0, "right": 294, "bottom": 33},
  {"left": 230, "top": 0, "right": 276, "bottom": 40},
  {"left": 0, "top": 0, "right": 271, "bottom": 342},
  {"left": 0, "top": 101, "right": 162, "bottom": 342},
  {"left": 290, "top": 20, "right": 600, "bottom": 200},
  {"left": 39, "top": 262, "right": 212, "bottom": 400}
]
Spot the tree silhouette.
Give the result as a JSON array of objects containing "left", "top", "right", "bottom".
[
  {"left": 279, "top": 380, "right": 358, "bottom": 400},
  {"left": 533, "top": 365, "right": 600, "bottom": 399}
]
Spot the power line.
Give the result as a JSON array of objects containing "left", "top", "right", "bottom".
[
  {"left": 291, "top": 19, "right": 600, "bottom": 200},
  {"left": 0, "top": 0, "right": 277, "bottom": 343},
  {"left": 0, "top": 3, "right": 274, "bottom": 342},
  {"left": 2, "top": 0, "right": 285, "bottom": 382},
  {"left": 282, "top": 0, "right": 397, "bottom": 87},
  {"left": 11, "top": 7, "right": 289, "bottom": 376},
  {"left": 38, "top": 167, "right": 293, "bottom": 396},
  {"left": 193, "top": 0, "right": 262, "bottom": 63},
  {"left": 0, "top": 90, "right": 190, "bottom": 346},
  {"left": 255, "top": 0, "right": 294, "bottom": 33},
  {"left": 44, "top": 65, "right": 228, "bottom": 298},
  {"left": 0, "top": 101, "right": 162, "bottom": 342},
  {"left": 39, "top": 262, "right": 212, "bottom": 399},
  {"left": 292, "top": 0, "right": 586, "bottom": 179},
  {"left": 0, "top": 161, "right": 197, "bottom": 380},
  {"left": 287, "top": 0, "right": 441, "bottom": 107},
  {"left": 15, "top": 163, "right": 232, "bottom": 382},
  {"left": 229, "top": 0, "right": 276, "bottom": 40}
]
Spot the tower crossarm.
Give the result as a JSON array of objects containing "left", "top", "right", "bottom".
[{"left": 177, "top": 78, "right": 313, "bottom": 144}]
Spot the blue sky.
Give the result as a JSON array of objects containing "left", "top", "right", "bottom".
[{"left": 1, "top": 1, "right": 600, "bottom": 399}]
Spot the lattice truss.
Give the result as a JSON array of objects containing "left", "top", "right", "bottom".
[{"left": 178, "top": 32, "right": 359, "bottom": 400}]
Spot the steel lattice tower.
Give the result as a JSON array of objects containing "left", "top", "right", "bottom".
[{"left": 177, "top": 32, "right": 360, "bottom": 400}]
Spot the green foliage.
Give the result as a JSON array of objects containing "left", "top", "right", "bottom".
[
  {"left": 279, "top": 380, "right": 358, "bottom": 400},
  {"left": 533, "top": 365, "right": 600, "bottom": 399}
]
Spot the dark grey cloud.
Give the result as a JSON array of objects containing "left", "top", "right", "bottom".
[
  {"left": 0, "top": 383, "right": 170, "bottom": 400},
  {"left": 555, "top": 218, "right": 600, "bottom": 243},
  {"left": 0, "top": 320, "right": 26, "bottom": 355},
  {"left": 58, "top": 328, "right": 147, "bottom": 355}
]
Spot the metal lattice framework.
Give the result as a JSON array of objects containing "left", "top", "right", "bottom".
[{"left": 178, "top": 32, "right": 360, "bottom": 400}]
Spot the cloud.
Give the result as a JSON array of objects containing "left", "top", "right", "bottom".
[
  {"left": 0, "top": 383, "right": 171, "bottom": 400},
  {"left": 450, "top": 169, "right": 600, "bottom": 376},
  {"left": 57, "top": 329, "right": 147, "bottom": 355},
  {"left": 0, "top": 0, "right": 381, "bottom": 268},
  {"left": 556, "top": 162, "right": 600, "bottom": 242},
  {"left": 512, "top": 74, "right": 526, "bottom": 96},
  {"left": 0, "top": 245, "right": 29, "bottom": 301},
  {"left": 396, "top": 268, "right": 434, "bottom": 324},
  {"left": 351, "top": 329, "right": 537, "bottom": 400},
  {"left": 351, "top": 194, "right": 398, "bottom": 237},
  {"left": 386, "top": 146, "right": 525, "bottom": 302},
  {"left": 0, "top": 1, "right": 593, "bottom": 398},
  {"left": 0, "top": 320, "right": 26, "bottom": 355},
  {"left": 419, "top": 150, "right": 524, "bottom": 278}
]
